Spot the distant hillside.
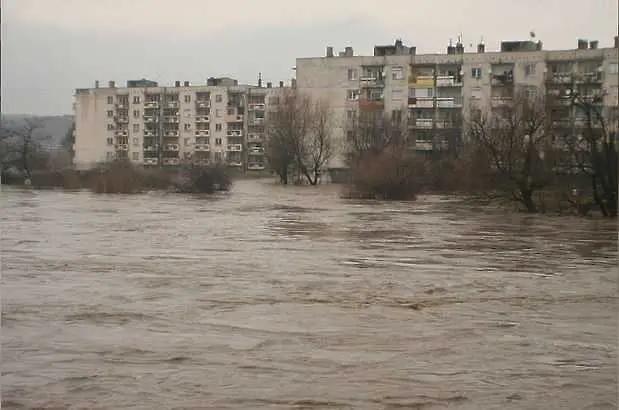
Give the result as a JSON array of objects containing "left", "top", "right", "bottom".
[{"left": 1, "top": 114, "right": 74, "bottom": 150}]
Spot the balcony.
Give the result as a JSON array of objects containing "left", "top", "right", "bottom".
[
  {"left": 196, "top": 100, "right": 210, "bottom": 108},
  {"left": 436, "top": 76, "right": 462, "bottom": 87},
  {"left": 437, "top": 97, "right": 463, "bottom": 108},
  {"left": 166, "top": 101, "right": 179, "bottom": 108},
  {"left": 115, "top": 144, "right": 129, "bottom": 151},
  {"left": 163, "top": 116, "right": 179, "bottom": 123},
  {"left": 491, "top": 71, "right": 514, "bottom": 86},
  {"left": 359, "top": 76, "right": 385, "bottom": 87},
  {"left": 227, "top": 129, "right": 243, "bottom": 137},
  {"left": 410, "top": 118, "right": 433, "bottom": 129},
  {"left": 491, "top": 96, "right": 512, "bottom": 107},
  {"left": 194, "top": 144, "right": 210, "bottom": 152},
  {"left": 143, "top": 146, "right": 157, "bottom": 152},
  {"left": 248, "top": 103, "right": 265, "bottom": 110},
  {"left": 193, "top": 159, "right": 210, "bottom": 166},
  {"left": 163, "top": 158, "right": 180, "bottom": 166},
  {"left": 227, "top": 144, "right": 243, "bottom": 152},
  {"left": 547, "top": 72, "right": 572, "bottom": 84},
  {"left": 248, "top": 146, "right": 264, "bottom": 154},
  {"left": 414, "top": 141, "right": 433, "bottom": 151},
  {"left": 227, "top": 115, "right": 244, "bottom": 123},
  {"left": 195, "top": 130, "right": 210, "bottom": 137},
  {"left": 144, "top": 101, "right": 160, "bottom": 108},
  {"left": 115, "top": 116, "right": 129, "bottom": 123},
  {"left": 247, "top": 134, "right": 263, "bottom": 141},
  {"left": 407, "top": 97, "right": 433, "bottom": 108},
  {"left": 195, "top": 115, "right": 210, "bottom": 123},
  {"left": 164, "top": 130, "right": 179, "bottom": 137},
  {"left": 576, "top": 71, "right": 603, "bottom": 83},
  {"left": 248, "top": 163, "right": 265, "bottom": 170},
  {"left": 144, "top": 158, "right": 159, "bottom": 165},
  {"left": 228, "top": 161, "right": 243, "bottom": 167},
  {"left": 115, "top": 103, "right": 127, "bottom": 109},
  {"left": 143, "top": 116, "right": 158, "bottom": 123},
  {"left": 409, "top": 75, "right": 434, "bottom": 86},
  {"left": 115, "top": 130, "right": 129, "bottom": 137},
  {"left": 165, "top": 144, "right": 180, "bottom": 151},
  {"left": 250, "top": 117, "right": 265, "bottom": 125},
  {"left": 143, "top": 131, "right": 156, "bottom": 137}
]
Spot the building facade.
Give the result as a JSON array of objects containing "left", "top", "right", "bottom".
[
  {"left": 73, "top": 77, "right": 286, "bottom": 170},
  {"left": 295, "top": 37, "right": 619, "bottom": 170}
]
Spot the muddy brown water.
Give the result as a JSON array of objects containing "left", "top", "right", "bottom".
[{"left": 1, "top": 180, "right": 617, "bottom": 409}]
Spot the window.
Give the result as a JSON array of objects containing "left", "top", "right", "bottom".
[
  {"left": 215, "top": 94, "right": 222, "bottom": 102},
  {"left": 215, "top": 124, "right": 222, "bottom": 131},
  {"left": 391, "top": 89, "right": 403, "bottom": 101},
  {"left": 133, "top": 96, "right": 141, "bottom": 104},
  {"left": 132, "top": 124, "right": 140, "bottom": 132},
  {"left": 471, "top": 67, "right": 482, "bottom": 79},
  {"left": 347, "top": 68, "right": 358, "bottom": 81},
  {"left": 184, "top": 123, "right": 191, "bottom": 131},
  {"left": 524, "top": 64, "right": 536, "bottom": 77},
  {"left": 132, "top": 152, "right": 139, "bottom": 160},
  {"left": 107, "top": 96, "right": 114, "bottom": 104},
  {"left": 107, "top": 123, "right": 115, "bottom": 130},
  {"left": 347, "top": 89, "right": 360, "bottom": 101},
  {"left": 184, "top": 95, "right": 191, "bottom": 103},
  {"left": 132, "top": 137, "right": 139, "bottom": 146},
  {"left": 216, "top": 109, "right": 222, "bottom": 117},
  {"left": 346, "top": 110, "right": 356, "bottom": 121},
  {"left": 133, "top": 110, "right": 140, "bottom": 118},
  {"left": 106, "top": 137, "right": 114, "bottom": 145},
  {"left": 227, "top": 108, "right": 235, "bottom": 115},
  {"left": 184, "top": 138, "right": 190, "bottom": 146},
  {"left": 609, "top": 63, "right": 619, "bottom": 75},
  {"left": 107, "top": 110, "right": 114, "bottom": 117},
  {"left": 391, "top": 66, "right": 404, "bottom": 80},
  {"left": 471, "top": 87, "right": 482, "bottom": 100},
  {"left": 215, "top": 137, "right": 222, "bottom": 145}
]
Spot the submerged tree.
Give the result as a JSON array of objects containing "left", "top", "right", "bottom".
[
  {"left": 0, "top": 117, "right": 48, "bottom": 182},
  {"left": 466, "top": 88, "right": 555, "bottom": 212},
  {"left": 265, "top": 90, "right": 334, "bottom": 185}
]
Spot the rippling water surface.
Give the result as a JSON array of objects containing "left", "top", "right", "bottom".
[{"left": 1, "top": 180, "right": 617, "bottom": 409}]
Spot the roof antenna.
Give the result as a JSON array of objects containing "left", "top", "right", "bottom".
[{"left": 258, "top": 72, "right": 262, "bottom": 88}]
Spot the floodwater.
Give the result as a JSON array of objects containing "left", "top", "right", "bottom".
[{"left": 1, "top": 180, "right": 617, "bottom": 409}]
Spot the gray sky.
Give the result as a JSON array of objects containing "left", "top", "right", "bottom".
[{"left": 2, "top": 0, "right": 617, "bottom": 115}]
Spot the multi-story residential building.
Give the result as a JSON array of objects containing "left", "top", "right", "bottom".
[
  {"left": 73, "top": 77, "right": 286, "bottom": 171},
  {"left": 295, "top": 35, "right": 619, "bottom": 172}
]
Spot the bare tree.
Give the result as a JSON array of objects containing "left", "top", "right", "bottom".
[
  {"left": 265, "top": 90, "right": 334, "bottom": 185},
  {"left": 466, "top": 88, "right": 555, "bottom": 212},
  {"left": 561, "top": 92, "right": 618, "bottom": 217},
  {"left": 0, "top": 118, "right": 47, "bottom": 182}
]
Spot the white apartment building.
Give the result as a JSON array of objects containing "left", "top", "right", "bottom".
[
  {"left": 73, "top": 77, "right": 286, "bottom": 171},
  {"left": 295, "top": 36, "right": 619, "bottom": 171}
]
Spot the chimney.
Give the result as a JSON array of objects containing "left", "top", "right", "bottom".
[
  {"left": 615, "top": 35, "right": 619, "bottom": 48},
  {"left": 477, "top": 43, "right": 485, "bottom": 53},
  {"left": 344, "top": 46, "right": 353, "bottom": 57},
  {"left": 326, "top": 46, "right": 334, "bottom": 57},
  {"left": 95, "top": 80, "right": 100, "bottom": 88},
  {"left": 577, "top": 39, "right": 588, "bottom": 50},
  {"left": 395, "top": 39, "right": 403, "bottom": 48},
  {"left": 447, "top": 45, "right": 455, "bottom": 55},
  {"left": 174, "top": 80, "right": 181, "bottom": 87},
  {"left": 279, "top": 81, "right": 284, "bottom": 88},
  {"left": 409, "top": 46, "right": 416, "bottom": 56},
  {"left": 266, "top": 82, "right": 272, "bottom": 88},
  {"left": 258, "top": 72, "right": 263, "bottom": 88},
  {"left": 291, "top": 78, "right": 297, "bottom": 88},
  {"left": 536, "top": 41, "right": 543, "bottom": 50},
  {"left": 183, "top": 81, "right": 190, "bottom": 87},
  {"left": 108, "top": 80, "right": 115, "bottom": 88},
  {"left": 455, "top": 43, "right": 464, "bottom": 54},
  {"left": 589, "top": 40, "right": 599, "bottom": 49}
]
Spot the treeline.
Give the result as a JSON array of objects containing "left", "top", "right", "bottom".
[
  {"left": 1, "top": 118, "right": 231, "bottom": 194},
  {"left": 265, "top": 88, "right": 617, "bottom": 218}
]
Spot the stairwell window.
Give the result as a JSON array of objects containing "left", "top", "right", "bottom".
[
  {"left": 215, "top": 138, "right": 222, "bottom": 145},
  {"left": 184, "top": 123, "right": 191, "bottom": 131},
  {"left": 347, "top": 89, "right": 360, "bottom": 101},
  {"left": 216, "top": 124, "right": 222, "bottom": 131},
  {"left": 609, "top": 63, "right": 619, "bottom": 74},
  {"left": 133, "top": 110, "right": 140, "bottom": 118},
  {"left": 132, "top": 152, "right": 139, "bottom": 160},
  {"left": 347, "top": 69, "right": 358, "bottom": 81},
  {"left": 524, "top": 64, "right": 536, "bottom": 77},
  {"left": 107, "top": 96, "right": 114, "bottom": 104},
  {"left": 107, "top": 110, "right": 114, "bottom": 117},
  {"left": 132, "top": 124, "right": 140, "bottom": 132},
  {"left": 133, "top": 96, "right": 141, "bottom": 104},
  {"left": 184, "top": 95, "right": 191, "bottom": 103},
  {"left": 471, "top": 67, "right": 482, "bottom": 79},
  {"left": 132, "top": 137, "right": 139, "bottom": 146},
  {"left": 216, "top": 94, "right": 223, "bottom": 103},
  {"left": 391, "top": 66, "right": 404, "bottom": 80}
]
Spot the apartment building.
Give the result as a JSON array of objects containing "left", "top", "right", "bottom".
[
  {"left": 73, "top": 77, "right": 286, "bottom": 170},
  {"left": 295, "top": 35, "right": 619, "bottom": 170}
]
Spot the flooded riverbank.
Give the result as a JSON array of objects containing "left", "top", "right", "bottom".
[{"left": 1, "top": 180, "right": 617, "bottom": 409}]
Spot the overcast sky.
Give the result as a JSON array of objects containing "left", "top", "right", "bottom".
[{"left": 2, "top": 0, "right": 617, "bottom": 115}]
